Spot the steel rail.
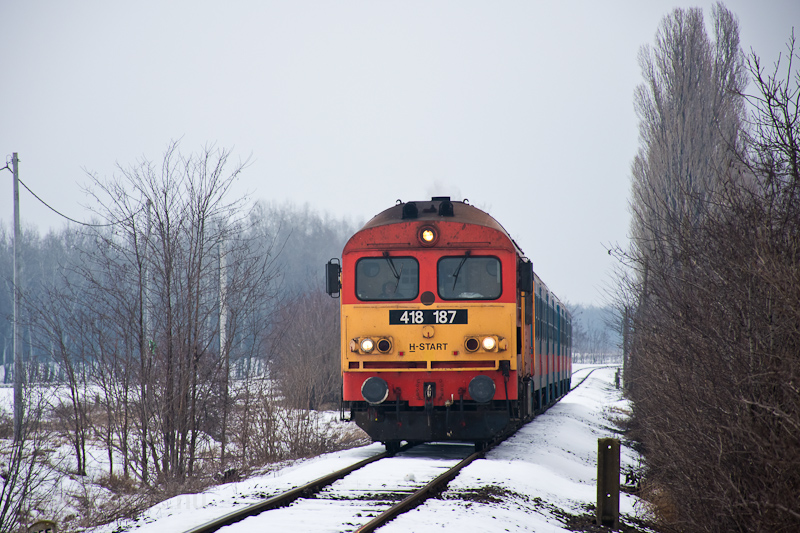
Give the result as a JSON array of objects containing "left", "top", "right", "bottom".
[
  {"left": 183, "top": 445, "right": 411, "bottom": 533},
  {"left": 352, "top": 447, "right": 483, "bottom": 533},
  {"left": 352, "top": 419, "right": 523, "bottom": 533},
  {"left": 570, "top": 365, "right": 618, "bottom": 391}
]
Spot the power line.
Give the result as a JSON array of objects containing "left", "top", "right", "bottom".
[
  {"left": 4, "top": 153, "right": 147, "bottom": 227},
  {"left": 16, "top": 175, "right": 145, "bottom": 228}
]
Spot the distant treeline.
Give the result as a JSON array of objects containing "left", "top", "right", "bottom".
[
  {"left": 568, "top": 303, "right": 622, "bottom": 364},
  {"left": 0, "top": 199, "right": 359, "bottom": 383}
]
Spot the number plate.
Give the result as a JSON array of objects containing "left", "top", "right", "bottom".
[{"left": 389, "top": 309, "right": 468, "bottom": 325}]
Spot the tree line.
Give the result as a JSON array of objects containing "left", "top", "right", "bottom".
[
  {"left": 0, "top": 143, "right": 361, "bottom": 527},
  {"left": 568, "top": 303, "right": 621, "bottom": 364},
  {"left": 618, "top": 3, "right": 799, "bottom": 531}
]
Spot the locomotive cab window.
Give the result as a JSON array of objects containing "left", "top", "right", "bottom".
[
  {"left": 356, "top": 257, "right": 419, "bottom": 301},
  {"left": 437, "top": 256, "right": 501, "bottom": 300}
]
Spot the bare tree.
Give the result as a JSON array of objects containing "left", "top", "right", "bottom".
[
  {"left": 81, "top": 141, "right": 280, "bottom": 485},
  {"left": 0, "top": 384, "right": 58, "bottom": 531},
  {"left": 271, "top": 289, "right": 341, "bottom": 411},
  {"left": 630, "top": 2, "right": 746, "bottom": 271},
  {"left": 618, "top": 14, "right": 800, "bottom": 531}
]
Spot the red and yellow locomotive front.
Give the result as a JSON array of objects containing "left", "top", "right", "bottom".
[{"left": 336, "top": 198, "right": 523, "bottom": 445}]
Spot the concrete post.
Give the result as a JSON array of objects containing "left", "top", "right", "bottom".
[{"left": 12, "top": 153, "right": 23, "bottom": 442}]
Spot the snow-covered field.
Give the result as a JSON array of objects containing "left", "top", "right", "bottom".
[{"left": 84, "top": 365, "right": 648, "bottom": 533}]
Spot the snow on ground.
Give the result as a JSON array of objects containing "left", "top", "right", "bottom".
[
  {"left": 87, "top": 365, "right": 647, "bottom": 533},
  {"left": 380, "top": 365, "right": 642, "bottom": 532}
]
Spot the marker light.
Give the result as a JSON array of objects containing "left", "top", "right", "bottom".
[
  {"left": 360, "top": 338, "right": 375, "bottom": 353},
  {"left": 482, "top": 336, "right": 497, "bottom": 351},
  {"left": 377, "top": 338, "right": 392, "bottom": 353}
]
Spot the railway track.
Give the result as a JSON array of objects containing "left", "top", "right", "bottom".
[
  {"left": 184, "top": 367, "right": 614, "bottom": 533},
  {"left": 183, "top": 442, "right": 483, "bottom": 533},
  {"left": 571, "top": 364, "right": 618, "bottom": 390},
  {"left": 183, "top": 445, "right": 402, "bottom": 533}
]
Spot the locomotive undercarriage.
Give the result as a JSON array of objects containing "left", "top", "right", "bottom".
[
  {"left": 344, "top": 376, "right": 573, "bottom": 450},
  {"left": 346, "top": 399, "right": 516, "bottom": 445}
]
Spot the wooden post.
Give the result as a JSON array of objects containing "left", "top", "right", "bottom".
[{"left": 597, "top": 437, "right": 620, "bottom": 528}]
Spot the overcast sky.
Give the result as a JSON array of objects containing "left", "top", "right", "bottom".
[{"left": 2, "top": 1, "right": 797, "bottom": 306}]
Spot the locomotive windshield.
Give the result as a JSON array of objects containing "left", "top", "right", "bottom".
[
  {"left": 356, "top": 256, "right": 419, "bottom": 301},
  {"left": 437, "top": 256, "right": 501, "bottom": 300}
]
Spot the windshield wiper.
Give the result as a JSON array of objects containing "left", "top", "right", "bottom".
[
  {"left": 393, "top": 263, "right": 404, "bottom": 293},
  {"left": 451, "top": 251, "right": 471, "bottom": 290},
  {"left": 382, "top": 252, "right": 405, "bottom": 295},
  {"left": 383, "top": 252, "right": 400, "bottom": 279}
]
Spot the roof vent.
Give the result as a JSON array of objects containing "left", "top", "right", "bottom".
[{"left": 402, "top": 202, "right": 418, "bottom": 219}]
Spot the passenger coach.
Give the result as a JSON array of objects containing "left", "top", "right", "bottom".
[{"left": 326, "top": 197, "right": 571, "bottom": 450}]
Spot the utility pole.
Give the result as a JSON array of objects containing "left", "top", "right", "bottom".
[
  {"left": 12, "top": 152, "right": 23, "bottom": 442},
  {"left": 219, "top": 227, "right": 228, "bottom": 466},
  {"left": 145, "top": 199, "right": 152, "bottom": 346},
  {"left": 141, "top": 199, "right": 152, "bottom": 485},
  {"left": 219, "top": 230, "right": 227, "bottom": 370}
]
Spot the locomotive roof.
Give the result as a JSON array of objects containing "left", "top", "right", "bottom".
[
  {"left": 358, "top": 197, "right": 524, "bottom": 255},
  {"left": 353, "top": 197, "right": 569, "bottom": 309},
  {"left": 361, "top": 197, "right": 510, "bottom": 235}
]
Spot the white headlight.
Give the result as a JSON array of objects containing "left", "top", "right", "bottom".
[
  {"left": 482, "top": 336, "right": 496, "bottom": 351},
  {"left": 360, "top": 338, "right": 375, "bottom": 353}
]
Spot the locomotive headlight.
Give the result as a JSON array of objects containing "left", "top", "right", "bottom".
[
  {"left": 360, "top": 338, "right": 375, "bottom": 353},
  {"left": 465, "top": 335, "right": 506, "bottom": 352},
  {"left": 482, "top": 336, "right": 497, "bottom": 351},
  {"left": 418, "top": 226, "right": 438, "bottom": 246}
]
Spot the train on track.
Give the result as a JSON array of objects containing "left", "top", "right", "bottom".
[{"left": 325, "top": 197, "right": 571, "bottom": 451}]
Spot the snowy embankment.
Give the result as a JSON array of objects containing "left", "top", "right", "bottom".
[{"left": 89, "top": 365, "right": 647, "bottom": 533}]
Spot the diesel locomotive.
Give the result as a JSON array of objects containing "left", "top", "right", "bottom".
[{"left": 325, "top": 197, "right": 571, "bottom": 450}]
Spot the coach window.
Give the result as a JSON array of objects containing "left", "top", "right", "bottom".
[
  {"left": 356, "top": 257, "right": 419, "bottom": 301},
  {"left": 535, "top": 293, "right": 541, "bottom": 347},
  {"left": 536, "top": 287, "right": 544, "bottom": 354},
  {"left": 557, "top": 306, "right": 562, "bottom": 356},
  {"left": 546, "top": 295, "right": 551, "bottom": 353},
  {"left": 437, "top": 256, "right": 502, "bottom": 300}
]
